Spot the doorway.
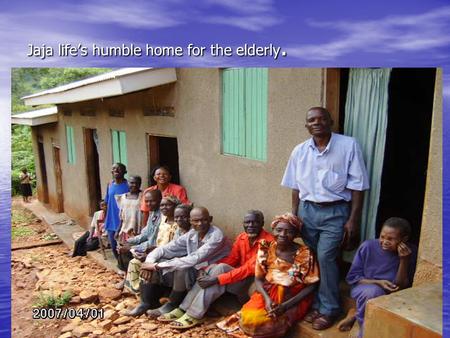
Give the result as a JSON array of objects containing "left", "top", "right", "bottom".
[
  {"left": 84, "top": 128, "right": 102, "bottom": 216},
  {"left": 147, "top": 135, "right": 180, "bottom": 186},
  {"left": 37, "top": 141, "right": 49, "bottom": 203},
  {"left": 337, "top": 68, "right": 436, "bottom": 244},
  {"left": 375, "top": 68, "right": 436, "bottom": 243},
  {"left": 52, "top": 146, "right": 64, "bottom": 212}
]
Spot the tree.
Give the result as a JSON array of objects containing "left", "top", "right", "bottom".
[{"left": 11, "top": 68, "right": 112, "bottom": 195}]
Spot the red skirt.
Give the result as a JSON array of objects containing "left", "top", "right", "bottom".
[{"left": 239, "top": 282, "right": 313, "bottom": 338}]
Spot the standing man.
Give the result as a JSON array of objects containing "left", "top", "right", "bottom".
[{"left": 281, "top": 107, "right": 369, "bottom": 330}]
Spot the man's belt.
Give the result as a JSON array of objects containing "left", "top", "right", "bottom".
[{"left": 305, "top": 200, "right": 348, "bottom": 207}]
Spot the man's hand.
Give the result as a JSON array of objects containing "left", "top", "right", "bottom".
[
  {"left": 342, "top": 219, "right": 360, "bottom": 251},
  {"left": 376, "top": 280, "right": 399, "bottom": 292},
  {"left": 397, "top": 242, "right": 412, "bottom": 259},
  {"left": 197, "top": 275, "right": 218, "bottom": 289},
  {"left": 140, "top": 269, "right": 152, "bottom": 282},
  {"left": 117, "top": 242, "right": 131, "bottom": 254},
  {"left": 141, "top": 262, "right": 158, "bottom": 271}
]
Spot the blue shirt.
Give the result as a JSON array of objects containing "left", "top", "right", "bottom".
[
  {"left": 146, "top": 225, "right": 231, "bottom": 271},
  {"left": 281, "top": 133, "right": 369, "bottom": 202},
  {"left": 346, "top": 239, "right": 417, "bottom": 286},
  {"left": 127, "top": 209, "right": 162, "bottom": 251},
  {"left": 104, "top": 180, "right": 129, "bottom": 231}
]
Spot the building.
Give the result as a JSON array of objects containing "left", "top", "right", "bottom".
[{"left": 12, "top": 67, "right": 442, "bottom": 336}]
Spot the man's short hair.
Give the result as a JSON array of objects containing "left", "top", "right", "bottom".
[
  {"left": 307, "top": 107, "right": 332, "bottom": 119},
  {"left": 246, "top": 210, "right": 264, "bottom": 225},
  {"left": 383, "top": 217, "right": 411, "bottom": 238},
  {"left": 176, "top": 204, "right": 193, "bottom": 214},
  {"left": 145, "top": 189, "right": 162, "bottom": 200}
]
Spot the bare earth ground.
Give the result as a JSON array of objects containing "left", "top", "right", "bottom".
[{"left": 12, "top": 199, "right": 230, "bottom": 338}]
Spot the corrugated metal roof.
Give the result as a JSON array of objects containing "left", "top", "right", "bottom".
[{"left": 22, "top": 68, "right": 152, "bottom": 99}]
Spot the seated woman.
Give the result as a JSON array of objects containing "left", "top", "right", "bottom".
[
  {"left": 140, "top": 165, "right": 190, "bottom": 226},
  {"left": 72, "top": 200, "right": 107, "bottom": 257},
  {"left": 217, "top": 213, "right": 319, "bottom": 338}
]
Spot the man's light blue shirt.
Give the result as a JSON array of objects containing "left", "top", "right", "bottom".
[{"left": 281, "top": 133, "right": 369, "bottom": 202}]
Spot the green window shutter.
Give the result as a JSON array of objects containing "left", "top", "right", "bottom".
[
  {"left": 245, "top": 68, "right": 267, "bottom": 161},
  {"left": 223, "top": 68, "right": 245, "bottom": 156},
  {"left": 119, "top": 131, "right": 127, "bottom": 166},
  {"left": 111, "top": 130, "right": 127, "bottom": 166},
  {"left": 66, "top": 125, "right": 76, "bottom": 164},
  {"left": 111, "top": 130, "right": 120, "bottom": 164},
  {"left": 222, "top": 68, "right": 267, "bottom": 161}
]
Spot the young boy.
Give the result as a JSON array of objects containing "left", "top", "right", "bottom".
[
  {"left": 338, "top": 217, "right": 417, "bottom": 337},
  {"left": 104, "top": 163, "right": 129, "bottom": 259},
  {"left": 72, "top": 200, "right": 107, "bottom": 257}
]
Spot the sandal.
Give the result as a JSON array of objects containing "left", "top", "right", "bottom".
[
  {"left": 312, "top": 314, "right": 337, "bottom": 330},
  {"left": 304, "top": 309, "right": 321, "bottom": 323},
  {"left": 169, "top": 313, "right": 204, "bottom": 329},
  {"left": 157, "top": 307, "right": 185, "bottom": 322}
]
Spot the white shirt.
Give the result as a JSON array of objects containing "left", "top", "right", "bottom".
[{"left": 281, "top": 133, "right": 369, "bottom": 202}]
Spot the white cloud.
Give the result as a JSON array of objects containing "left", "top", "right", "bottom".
[
  {"left": 205, "top": 0, "right": 273, "bottom": 15},
  {"left": 203, "top": 0, "right": 281, "bottom": 31},
  {"left": 204, "top": 14, "right": 281, "bottom": 31},
  {"left": 286, "top": 6, "right": 450, "bottom": 61},
  {"left": 57, "top": 0, "right": 185, "bottom": 29}
]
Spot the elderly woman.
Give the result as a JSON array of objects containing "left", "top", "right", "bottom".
[
  {"left": 140, "top": 165, "right": 190, "bottom": 226},
  {"left": 218, "top": 213, "right": 319, "bottom": 338}
]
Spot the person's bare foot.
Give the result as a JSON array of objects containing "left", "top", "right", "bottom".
[
  {"left": 114, "top": 280, "right": 125, "bottom": 290},
  {"left": 337, "top": 308, "right": 356, "bottom": 332}
]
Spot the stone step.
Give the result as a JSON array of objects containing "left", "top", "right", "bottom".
[{"left": 292, "top": 319, "right": 359, "bottom": 338}]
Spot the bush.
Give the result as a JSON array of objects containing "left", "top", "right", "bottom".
[{"left": 33, "top": 291, "right": 72, "bottom": 308}]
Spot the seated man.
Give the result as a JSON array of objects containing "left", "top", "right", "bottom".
[
  {"left": 128, "top": 206, "right": 231, "bottom": 316},
  {"left": 161, "top": 210, "right": 274, "bottom": 329},
  {"left": 121, "top": 189, "right": 162, "bottom": 293}
]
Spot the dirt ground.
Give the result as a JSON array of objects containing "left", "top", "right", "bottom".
[{"left": 11, "top": 199, "right": 231, "bottom": 338}]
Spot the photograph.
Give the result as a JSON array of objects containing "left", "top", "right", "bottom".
[{"left": 10, "top": 67, "right": 443, "bottom": 337}]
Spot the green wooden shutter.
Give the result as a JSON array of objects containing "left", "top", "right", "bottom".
[
  {"left": 111, "top": 130, "right": 127, "bottom": 166},
  {"left": 66, "top": 125, "right": 76, "bottom": 164},
  {"left": 119, "top": 131, "right": 127, "bottom": 166},
  {"left": 222, "top": 68, "right": 267, "bottom": 161},
  {"left": 223, "top": 68, "right": 245, "bottom": 156},
  {"left": 245, "top": 68, "right": 267, "bottom": 161},
  {"left": 111, "top": 130, "right": 120, "bottom": 164}
]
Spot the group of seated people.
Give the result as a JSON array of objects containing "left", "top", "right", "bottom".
[{"left": 72, "top": 162, "right": 417, "bottom": 338}]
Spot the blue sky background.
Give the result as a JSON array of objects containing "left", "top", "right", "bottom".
[{"left": 1, "top": 0, "right": 449, "bottom": 335}]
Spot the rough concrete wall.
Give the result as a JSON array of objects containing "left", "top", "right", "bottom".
[
  {"left": 34, "top": 69, "right": 323, "bottom": 236},
  {"left": 413, "top": 68, "right": 442, "bottom": 285},
  {"left": 32, "top": 124, "right": 59, "bottom": 211},
  {"left": 176, "top": 68, "right": 323, "bottom": 237}
]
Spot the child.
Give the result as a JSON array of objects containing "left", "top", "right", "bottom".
[
  {"left": 72, "top": 200, "right": 107, "bottom": 257},
  {"left": 338, "top": 217, "right": 417, "bottom": 337},
  {"left": 104, "top": 163, "right": 129, "bottom": 259},
  {"left": 115, "top": 175, "right": 143, "bottom": 273}
]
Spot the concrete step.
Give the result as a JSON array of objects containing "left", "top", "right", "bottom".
[{"left": 293, "top": 319, "right": 359, "bottom": 338}]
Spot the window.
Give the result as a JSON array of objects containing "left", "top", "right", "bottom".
[
  {"left": 65, "top": 125, "right": 76, "bottom": 164},
  {"left": 222, "top": 68, "right": 268, "bottom": 161},
  {"left": 111, "top": 130, "right": 127, "bottom": 166}
]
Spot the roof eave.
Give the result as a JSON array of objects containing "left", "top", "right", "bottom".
[{"left": 23, "top": 68, "right": 177, "bottom": 106}]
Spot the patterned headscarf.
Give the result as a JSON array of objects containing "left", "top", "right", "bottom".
[
  {"left": 163, "top": 195, "right": 181, "bottom": 206},
  {"left": 270, "top": 213, "right": 303, "bottom": 231}
]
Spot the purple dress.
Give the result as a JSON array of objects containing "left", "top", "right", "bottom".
[{"left": 346, "top": 239, "right": 417, "bottom": 337}]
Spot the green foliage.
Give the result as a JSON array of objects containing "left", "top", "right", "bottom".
[
  {"left": 11, "top": 207, "right": 36, "bottom": 226},
  {"left": 33, "top": 291, "right": 73, "bottom": 308},
  {"left": 11, "top": 68, "right": 112, "bottom": 195},
  {"left": 11, "top": 226, "right": 36, "bottom": 240}
]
